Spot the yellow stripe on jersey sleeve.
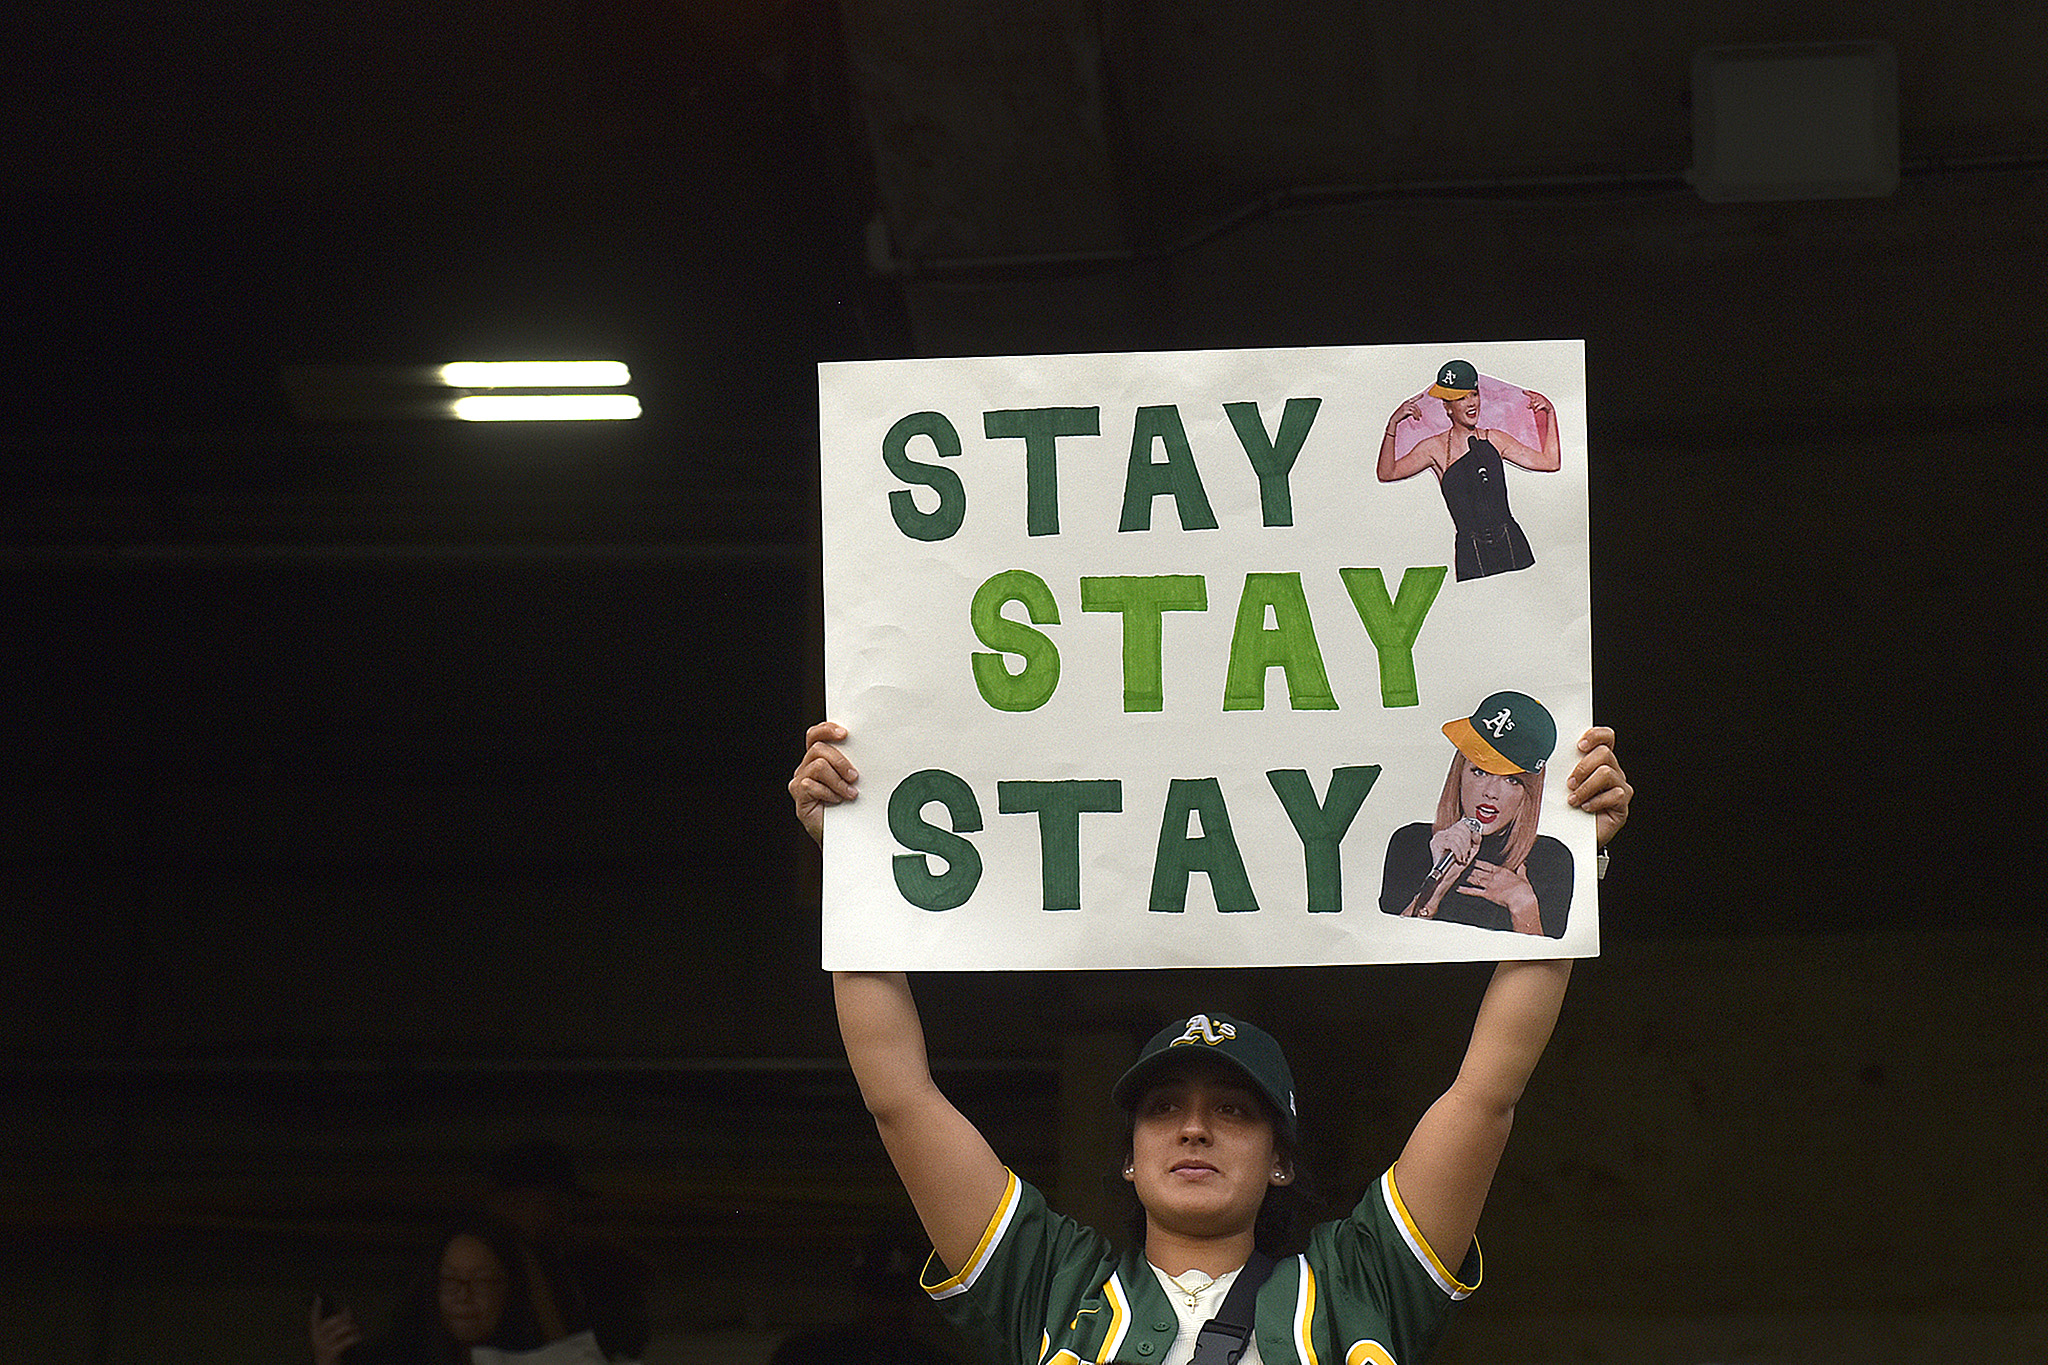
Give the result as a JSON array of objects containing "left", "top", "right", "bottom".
[
  {"left": 922, "top": 1169, "right": 1023, "bottom": 1300},
  {"left": 1381, "top": 1165, "right": 1481, "bottom": 1300}
]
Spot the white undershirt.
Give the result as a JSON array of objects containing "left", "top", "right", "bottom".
[{"left": 1148, "top": 1263, "right": 1266, "bottom": 1365}]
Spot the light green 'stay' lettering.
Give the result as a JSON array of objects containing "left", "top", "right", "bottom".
[
  {"left": 1338, "top": 565, "right": 1447, "bottom": 708},
  {"left": 1223, "top": 572, "right": 1338, "bottom": 711},
  {"left": 1079, "top": 574, "right": 1209, "bottom": 711},
  {"left": 971, "top": 569, "right": 1062, "bottom": 711}
]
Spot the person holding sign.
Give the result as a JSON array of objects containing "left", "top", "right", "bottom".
[
  {"left": 1381, "top": 691, "right": 1575, "bottom": 937},
  {"left": 790, "top": 720, "right": 1629, "bottom": 1365},
  {"left": 1377, "top": 359, "right": 1561, "bottom": 580}
]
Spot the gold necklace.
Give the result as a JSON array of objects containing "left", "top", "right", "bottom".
[{"left": 1165, "top": 1268, "right": 1215, "bottom": 1309}]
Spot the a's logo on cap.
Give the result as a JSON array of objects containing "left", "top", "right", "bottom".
[
  {"left": 1481, "top": 707, "right": 1516, "bottom": 738},
  {"left": 1170, "top": 1015, "right": 1236, "bottom": 1048}
]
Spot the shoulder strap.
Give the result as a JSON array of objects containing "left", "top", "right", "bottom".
[{"left": 1186, "top": 1251, "right": 1276, "bottom": 1365}]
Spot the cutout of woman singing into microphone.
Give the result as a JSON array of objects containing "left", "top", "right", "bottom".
[
  {"left": 1380, "top": 691, "right": 1575, "bottom": 937},
  {"left": 1378, "top": 359, "right": 1560, "bottom": 580}
]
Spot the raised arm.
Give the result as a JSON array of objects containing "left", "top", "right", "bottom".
[
  {"left": 1377, "top": 399, "right": 1442, "bottom": 481},
  {"left": 833, "top": 970, "right": 1011, "bottom": 1278},
  {"left": 792, "top": 723, "right": 1010, "bottom": 1277},
  {"left": 1489, "top": 389, "right": 1562, "bottom": 472},
  {"left": 1389, "top": 726, "right": 1630, "bottom": 1263},
  {"left": 1391, "top": 956, "right": 1570, "bottom": 1268}
]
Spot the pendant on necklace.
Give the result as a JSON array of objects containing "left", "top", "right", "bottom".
[{"left": 1168, "top": 1271, "right": 1213, "bottom": 1309}]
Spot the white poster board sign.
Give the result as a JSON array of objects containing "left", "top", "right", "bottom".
[{"left": 818, "top": 341, "right": 1595, "bottom": 971}]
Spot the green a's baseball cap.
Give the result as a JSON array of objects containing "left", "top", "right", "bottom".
[
  {"left": 1426, "top": 359, "right": 1479, "bottom": 399},
  {"left": 1442, "top": 690, "right": 1558, "bottom": 776},
  {"left": 1112, "top": 1012, "right": 1297, "bottom": 1141}
]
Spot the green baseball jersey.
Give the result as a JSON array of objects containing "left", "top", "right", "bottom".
[{"left": 922, "top": 1165, "right": 1479, "bottom": 1365}]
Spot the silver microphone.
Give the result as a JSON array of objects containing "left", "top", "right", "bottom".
[
  {"left": 1428, "top": 816, "right": 1484, "bottom": 878},
  {"left": 1411, "top": 816, "right": 1484, "bottom": 915}
]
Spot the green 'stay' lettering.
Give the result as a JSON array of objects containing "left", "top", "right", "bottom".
[
  {"left": 1149, "top": 777, "right": 1260, "bottom": 913},
  {"left": 888, "top": 769, "right": 983, "bottom": 910},
  {"left": 881, "top": 411, "right": 966, "bottom": 542},
  {"left": 1267, "top": 766, "right": 1381, "bottom": 912}
]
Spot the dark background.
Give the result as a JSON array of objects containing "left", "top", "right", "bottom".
[{"left": 3, "top": 3, "right": 2044, "bottom": 1362}]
